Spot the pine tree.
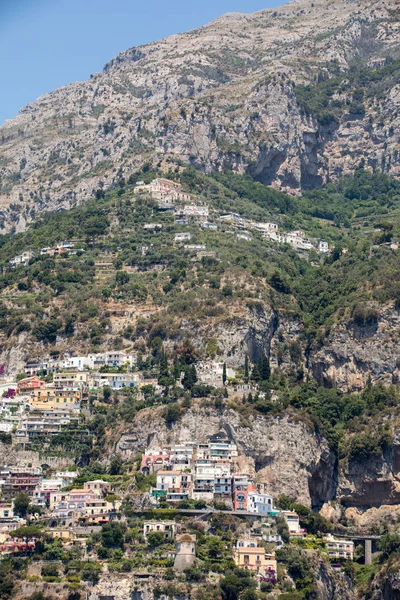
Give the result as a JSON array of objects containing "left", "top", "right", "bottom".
[
  {"left": 158, "top": 349, "right": 170, "bottom": 386},
  {"left": 182, "top": 364, "right": 197, "bottom": 390},
  {"left": 259, "top": 355, "right": 271, "bottom": 381},
  {"left": 251, "top": 362, "right": 260, "bottom": 382},
  {"left": 244, "top": 355, "right": 249, "bottom": 383},
  {"left": 222, "top": 362, "right": 227, "bottom": 385},
  {"left": 172, "top": 355, "right": 181, "bottom": 381}
]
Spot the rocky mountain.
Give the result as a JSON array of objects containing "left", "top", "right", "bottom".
[{"left": 0, "top": 0, "right": 400, "bottom": 231}]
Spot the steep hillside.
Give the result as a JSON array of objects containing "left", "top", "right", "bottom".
[{"left": 0, "top": 0, "right": 400, "bottom": 231}]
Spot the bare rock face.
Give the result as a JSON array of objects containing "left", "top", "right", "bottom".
[
  {"left": 369, "top": 559, "right": 400, "bottom": 600},
  {"left": 115, "top": 403, "right": 336, "bottom": 508},
  {"left": 310, "top": 304, "right": 400, "bottom": 392},
  {"left": 314, "top": 560, "right": 355, "bottom": 600},
  {"left": 337, "top": 439, "right": 400, "bottom": 508},
  {"left": 0, "top": 0, "right": 399, "bottom": 230}
]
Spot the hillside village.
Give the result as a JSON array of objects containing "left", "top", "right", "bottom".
[
  {"left": 8, "top": 177, "right": 330, "bottom": 271},
  {"left": 0, "top": 337, "right": 359, "bottom": 595},
  {"left": 0, "top": 436, "right": 356, "bottom": 590}
]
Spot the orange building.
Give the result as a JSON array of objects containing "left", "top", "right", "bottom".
[
  {"left": 232, "top": 474, "right": 250, "bottom": 511},
  {"left": 17, "top": 376, "right": 45, "bottom": 395}
]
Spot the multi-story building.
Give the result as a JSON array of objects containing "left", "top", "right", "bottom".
[
  {"left": 324, "top": 534, "right": 354, "bottom": 560},
  {"left": 29, "top": 387, "right": 81, "bottom": 411},
  {"left": 155, "top": 470, "right": 192, "bottom": 501},
  {"left": 32, "top": 478, "right": 65, "bottom": 507},
  {"left": 10, "top": 251, "right": 35, "bottom": 268},
  {"left": 136, "top": 178, "right": 192, "bottom": 203},
  {"left": 248, "top": 492, "right": 274, "bottom": 515},
  {"left": 17, "top": 376, "right": 46, "bottom": 395},
  {"left": 234, "top": 539, "right": 277, "bottom": 580},
  {"left": 174, "top": 233, "right": 192, "bottom": 243},
  {"left": 141, "top": 450, "right": 170, "bottom": 475},
  {"left": 281, "top": 511, "right": 307, "bottom": 537},
  {"left": 1, "top": 469, "right": 41, "bottom": 498},
  {"left": 24, "top": 359, "right": 42, "bottom": 376},
  {"left": 53, "top": 372, "right": 89, "bottom": 390},
  {"left": 90, "top": 372, "right": 141, "bottom": 390},
  {"left": 0, "top": 502, "right": 14, "bottom": 519},
  {"left": 181, "top": 205, "right": 209, "bottom": 219},
  {"left": 319, "top": 240, "right": 330, "bottom": 254},
  {"left": 263, "top": 534, "right": 283, "bottom": 548},
  {"left": 84, "top": 480, "right": 110, "bottom": 497},
  {"left": 169, "top": 442, "right": 195, "bottom": 470},
  {"left": 143, "top": 520, "right": 177, "bottom": 539},
  {"left": 214, "top": 475, "right": 232, "bottom": 496},
  {"left": 16, "top": 409, "right": 79, "bottom": 440},
  {"left": 232, "top": 474, "right": 250, "bottom": 511}
]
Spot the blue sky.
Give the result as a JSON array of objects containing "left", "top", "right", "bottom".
[{"left": 0, "top": 0, "right": 285, "bottom": 126}]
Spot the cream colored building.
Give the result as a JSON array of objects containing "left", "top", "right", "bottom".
[
  {"left": 324, "top": 534, "right": 354, "bottom": 560},
  {"left": 234, "top": 540, "right": 277, "bottom": 576},
  {"left": 143, "top": 520, "right": 177, "bottom": 539},
  {"left": 29, "top": 386, "right": 81, "bottom": 411}
]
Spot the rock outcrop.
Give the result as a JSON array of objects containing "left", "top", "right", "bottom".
[
  {"left": 311, "top": 304, "right": 400, "bottom": 392},
  {"left": 115, "top": 403, "right": 336, "bottom": 508},
  {"left": 0, "top": 0, "right": 399, "bottom": 231}
]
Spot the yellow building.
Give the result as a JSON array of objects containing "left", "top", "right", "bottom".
[
  {"left": 29, "top": 386, "right": 81, "bottom": 410},
  {"left": 53, "top": 372, "right": 89, "bottom": 389},
  {"left": 234, "top": 540, "right": 277, "bottom": 576}
]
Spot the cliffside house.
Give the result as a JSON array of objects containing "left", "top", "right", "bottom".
[
  {"left": 234, "top": 539, "right": 277, "bottom": 580},
  {"left": 143, "top": 520, "right": 177, "bottom": 539},
  {"left": 324, "top": 534, "right": 354, "bottom": 560},
  {"left": 10, "top": 251, "right": 35, "bottom": 268}
]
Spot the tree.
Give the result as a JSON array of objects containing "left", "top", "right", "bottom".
[
  {"left": 82, "top": 563, "right": 101, "bottom": 585},
  {"left": 101, "top": 522, "right": 124, "bottom": 548},
  {"left": 259, "top": 354, "right": 271, "bottom": 382},
  {"left": 147, "top": 531, "right": 166, "bottom": 548},
  {"left": 164, "top": 403, "right": 183, "bottom": 425},
  {"left": 207, "top": 536, "right": 225, "bottom": 559},
  {"left": 13, "top": 492, "right": 30, "bottom": 518},
  {"left": 220, "top": 569, "right": 256, "bottom": 600},
  {"left": 222, "top": 363, "right": 227, "bottom": 385},
  {"left": 116, "top": 271, "right": 130, "bottom": 286},
  {"left": 109, "top": 454, "right": 122, "bottom": 475},
  {"left": 158, "top": 349, "right": 172, "bottom": 386},
  {"left": 182, "top": 365, "right": 198, "bottom": 390},
  {"left": 244, "top": 355, "right": 249, "bottom": 383},
  {"left": 103, "top": 386, "right": 112, "bottom": 403}
]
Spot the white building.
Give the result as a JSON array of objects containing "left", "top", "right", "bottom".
[
  {"left": 143, "top": 223, "right": 163, "bottom": 230},
  {"left": 174, "top": 233, "right": 192, "bottom": 242},
  {"left": 251, "top": 222, "right": 279, "bottom": 233},
  {"left": 181, "top": 205, "right": 209, "bottom": 218},
  {"left": 143, "top": 520, "right": 177, "bottom": 539},
  {"left": 248, "top": 492, "right": 274, "bottom": 515},
  {"left": 281, "top": 511, "right": 307, "bottom": 537},
  {"left": 10, "top": 251, "right": 35, "bottom": 268},
  {"left": 324, "top": 534, "right": 354, "bottom": 560},
  {"left": 184, "top": 244, "right": 206, "bottom": 251},
  {"left": 318, "top": 240, "right": 329, "bottom": 254},
  {"left": 90, "top": 372, "right": 141, "bottom": 390},
  {"left": 201, "top": 222, "right": 218, "bottom": 230}
]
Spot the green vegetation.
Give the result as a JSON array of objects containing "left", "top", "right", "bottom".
[{"left": 294, "top": 58, "right": 400, "bottom": 127}]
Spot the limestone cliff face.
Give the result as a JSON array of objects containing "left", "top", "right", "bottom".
[
  {"left": 0, "top": 0, "right": 399, "bottom": 231},
  {"left": 114, "top": 403, "right": 336, "bottom": 508},
  {"left": 314, "top": 560, "right": 355, "bottom": 600},
  {"left": 368, "top": 558, "right": 400, "bottom": 600},
  {"left": 338, "top": 437, "right": 400, "bottom": 509},
  {"left": 310, "top": 304, "right": 400, "bottom": 392}
]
